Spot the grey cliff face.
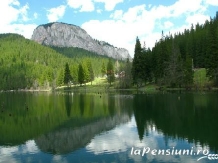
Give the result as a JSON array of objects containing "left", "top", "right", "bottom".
[{"left": 31, "top": 22, "right": 131, "bottom": 60}]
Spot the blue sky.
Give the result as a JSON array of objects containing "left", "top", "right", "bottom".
[{"left": 0, "top": 0, "right": 218, "bottom": 56}]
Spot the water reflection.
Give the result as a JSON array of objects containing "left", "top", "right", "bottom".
[
  {"left": 0, "top": 92, "right": 217, "bottom": 163},
  {"left": 132, "top": 93, "right": 218, "bottom": 153},
  {"left": 79, "top": 94, "right": 85, "bottom": 116},
  {"left": 35, "top": 114, "right": 130, "bottom": 154},
  {"left": 64, "top": 93, "right": 73, "bottom": 117}
]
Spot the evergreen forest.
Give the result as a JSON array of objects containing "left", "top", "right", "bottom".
[
  {"left": 0, "top": 34, "right": 113, "bottom": 90},
  {"left": 132, "top": 12, "right": 218, "bottom": 88}
]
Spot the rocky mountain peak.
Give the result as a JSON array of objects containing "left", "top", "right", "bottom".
[{"left": 31, "top": 22, "right": 131, "bottom": 60}]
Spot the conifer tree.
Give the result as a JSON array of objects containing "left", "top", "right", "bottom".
[
  {"left": 87, "top": 60, "right": 94, "bottom": 85},
  {"left": 64, "top": 63, "right": 72, "bottom": 86},
  {"left": 183, "top": 55, "right": 194, "bottom": 87},
  {"left": 132, "top": 37, "right": 144, "bottom": 87},
  {"left": 107, "top": 59, "right": 115, "bottom": 86},
  {"left": 78, "top": 63, "right": 85, "bottom": 86},
  {"left": 82, "top": 61, "right": 89, "bottom": 83},
  {"left": 156, "top": 31, "right": 169, "bottom": 84},
  {"left": 142, "top": 47, "right": 152, "bottom": 83},
  {"left": 165, "top": 42, "right": 183, "bottom": 87},
  {"left": 57, "top": 68, "right": 64, "bottom": 86}
]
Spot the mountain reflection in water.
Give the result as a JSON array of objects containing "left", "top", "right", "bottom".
[
  {"left": 35, "top": 114, "right": 130, "bottom": 154},
  {"left": 0, "top": 92, "right": 217, "bottom": 163}
]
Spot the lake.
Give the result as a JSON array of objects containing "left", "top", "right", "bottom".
[{"left": 0, "top": 91, "right": 218, "bottom": 163}]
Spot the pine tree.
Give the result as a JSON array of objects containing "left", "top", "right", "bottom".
[
  {"left": 64, "top": 63, "right": 72, "bottom": 86},
  {"left": 46, "top": 68, "right": 53, "bottom": 84},
  {"left": 87, "top": 60, "right": 94, "bottom": 85},
  {"left": 190, "top": 24, "right": 197, "bottom": 67},
  {"left": 156, "top": 31, "right": 170, "bottom": 85},
  {"left": 57, "top": 68, "right": 64, "bottom": 86},
  {"left": 132, "top": 37, "right": 144, "bottom": 87},
  {"left": 142, "top": 47, "right": 152, "bottom": 83},
  {"left": 165, "top": 42, "right": 184, "bottom": 87},
  {"left": 107, "top": 59, "right": 115, "bottom": 86},
  {"left": 70, "top": 64, "right": 78, "bottom": 84},
  {"left": 183, "top": 55, "right": 194, "bottom": 88},
  {"left": 80, "top": 61, "right": 88, "bottom": 83},
  {"left": 78, "top": 63, "right": 84, "bottom": 86}
]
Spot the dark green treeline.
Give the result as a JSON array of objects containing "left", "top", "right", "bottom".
[{"left": 132, "top": 12, "right": 218, "bottom": 87}]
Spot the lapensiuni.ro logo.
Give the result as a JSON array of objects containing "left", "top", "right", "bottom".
[{"left": 130, "top": 147, "right": 218, "bottom": 161}]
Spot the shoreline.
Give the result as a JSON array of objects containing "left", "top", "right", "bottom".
[
  {"left": 0, "top": 89, "right": 51, "bottom": 93},
  {"left": 1, "top": 85, "right": 218, "bottom": 93}
]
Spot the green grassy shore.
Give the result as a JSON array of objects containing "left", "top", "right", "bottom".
[{"left": 55, "top": 68, "right": 218, "bottom": 93}]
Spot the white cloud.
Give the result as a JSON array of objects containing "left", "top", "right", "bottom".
[
  {"left": 23, "top": 140, "right": 39, "bottom": 154},
  {"left": 0, "top": 23, "right": 37, "bottom": 38},
  {"left": 94, "top": 0, "right": 124, "bottom": 11},
  {"left": 67, "top": 0, "right": 123, "bottom": 12},
  {"left": 52, "top": 155, "right": 68, "bottom": 163},
  {"left": 80, "top": 0, "right": 95, "bottom": 12},
  {"left": 148, "top": 4, "right": 152, "bottom": 9},
  {"left": 86, "top": 117, "right": 158, "bottom": 154},
  {"left": 110, "top": 10, "right": 123, "bottom": 19},
  {"left": 67, "top": 0, "right": 95, "bottom": 12},
  {"left": 122, "top": 5, "right": 146, "bottom": 23},
  {"left": 82, "top": 0, "right": 211, "bottom": 57},
  {"left": 34, "top": 12, "right": 38, "bottom": 19},
  {"left": 97, "top": 9, "right": 102, "bottom": 13},
  {"left": 164, "top": 21, "right": 174, "bottom": 29},
  {"left": 140, "top": 33, "right": 161, "bottom": 50},
  {"left": 82, "top": 4, "right": 156, "bottom": 56},
  {"left": 82, "top": 19, "right": 141, "bottom": 57},
  {"left": 11, "top": 0, "right": 20, "bottom": 6},
  {"left": 19, "top": 4, "right": 29, "bottom": 22},
  {"left": 148, "top": 0, "right": 206, "bottom": 20},
  {"left": 186, "top": 13, "right": 210, "bottom": 26},
  {"left": 0, "top": 146, "right": 19, "bottom": 163},
  {"left": 0, "top": 140, "right": 41, "bottom": 163},
  {"left": 205, "top": 0, "right": 218, "bottom": 6},
  {"left": 0, "top": 0, "right": 20, "bottom": 24},
  {"left": 170, "top": 0, "right": 206, "bottom": 17},
  {"left": 0, "top": 0, "right": 37, "bottom": 39},
  {"left": 170, "top": 25, "right": 192, "bottom": 36},
  {"left": 47, "top": 5, "right": 66, "bottom": 22}
]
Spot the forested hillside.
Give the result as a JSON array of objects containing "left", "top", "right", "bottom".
[
  {"left": 132, "top": 12, "right": 218, "bottom": 88},
  {"left": 51, "top": 46, "right": 110, "bottom": 67},
  {"left": 0, "top": 34, "right": 112, "bottom": 90},
  {"left": 1, "top": 12, "right": 217, "bottom": 91}
]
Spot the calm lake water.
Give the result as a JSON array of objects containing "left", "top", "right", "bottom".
[{"left": 0, "top": 91, "right": 218, "bottom": 163}]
